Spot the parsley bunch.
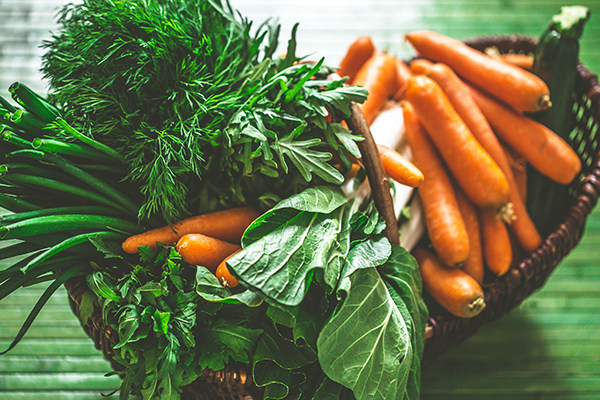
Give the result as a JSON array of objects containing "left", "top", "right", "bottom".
[{"left": 41, "top": 0, "right": 367, "bottom": 225}]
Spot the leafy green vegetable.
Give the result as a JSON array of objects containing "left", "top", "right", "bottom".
[
  {"left": 317, "top": 267, "right": 412, "bottom": 400},
  {"left": 41, "top": 0, "right": 367, "bottom": 224}
]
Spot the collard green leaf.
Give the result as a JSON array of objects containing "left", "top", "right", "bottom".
[
  {"left": 317, "top": 267, "right": 412, "bottom": 400},
  {"left": 380, "top": 245, "right": 428, "bottom": 400},
  {"left": 229, "top": 204, "right": 349, "bottom": 306},
  {"left": 342, "top": 235, "right": 391, "bottom": 280},
  {"left": 194, "top": 266, "right": 263, "bottom": 307}
]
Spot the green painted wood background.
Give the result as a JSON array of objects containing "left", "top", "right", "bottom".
[{"left": 0, "top": 0, "right": 599, "bottom": 399}]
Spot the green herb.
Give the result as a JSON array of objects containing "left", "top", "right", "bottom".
[{"left": 41, "top": 0, "right": 367, "bottom": 224}]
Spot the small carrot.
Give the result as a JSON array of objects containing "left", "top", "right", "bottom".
[
  {"left": 455, "top": 186, "right": 484, "bottom": 284},
  {"left": 479, "top": 208, "right": 513, "bottom": 276},
  {"left": 405, "top": 75, "right": 510, "bottom": 210},
  {"left": 496, "top": 53, "right": 534, "bottom": 70},
  {"left": 413, "top": 247, "right": 486, "bottom": 318},
  {"left": 409, "top": 58, "right": 434, "bottom": 75},
  {"left": 468, "top": 84, "right": 581, "bottom": 185},
  {"left": 422, "top": 62, "right": 541, "bottom": 253},
  {"left": 216, "top": 249, "right": 241, "bottom": 288},
  {"left": 176, "top": 233, "right": 241, "bottom": 271},
  {"left": 122, "top": 207, "right": 260, "bottom": 254},
  {"left": 377, "top": 144, "right": 424, "bottom": 187},
  {"left": 392, "top": 58, "right": 413, "bottom": 100},
  {"left": 353, "top": 50, "right": 399, "bottom": 125},
  {"left": 405, "top": 30, "right": 551, "bottom": 112},
  {"left": 403, "top": 101, "right": 469, "bottom": 268},
  {"left": 338, "top": 36, "right": 376, "bottom": 84}
]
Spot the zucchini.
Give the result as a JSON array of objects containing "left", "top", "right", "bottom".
[{"left": 526, "top": 6, "right": 590, "bottom": 237}]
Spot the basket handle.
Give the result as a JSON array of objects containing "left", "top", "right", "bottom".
[{"left": 347, "top": 103, "right": 400, "bottom": 246}]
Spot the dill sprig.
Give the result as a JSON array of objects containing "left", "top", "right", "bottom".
[{"left": 41, "top": 0, "right": 367, "bottom": 225}]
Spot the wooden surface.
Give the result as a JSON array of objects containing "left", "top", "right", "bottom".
[{"left": 1, "top": 0, "right": 599, "bottom": 399}]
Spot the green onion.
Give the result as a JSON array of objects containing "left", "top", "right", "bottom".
[
  {"left": 9, "top": 82, "right": 61, "bottom": 123},
  {"left": 20, "top": 231, "right": 124, "bottom": 274},
  {"left": 1, "top": 128, "right": 33, "bottom": 148},
  {"left": 43, "top": 153, "right": 139, "bottom": 215},
  {"left": 0, "top": 193, "right": 41, "bottom": 213},
  {"left": 0, "top": 205, "right": 124, "bottom": 224},
  {"left": 32, "top": 138, "right": 115, "bottom": 163},
  {"left": 0, "top": 96, "right": 17, "bottom": 113},
  {"left": 0, "top": 214, "right": 143, "bottom": 240},
  {"left": 1, "top": 174, "right": 131, "bottom": 214},
  {"left": 55, "top": 118, "right": 124, "bottom": 163},
  {"left": 9, "top": 109, "right": 48, "bottom": 134}
]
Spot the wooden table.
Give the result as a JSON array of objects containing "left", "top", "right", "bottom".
[{"left": 0, "top": 0, "right": 599, "bottom": 399}]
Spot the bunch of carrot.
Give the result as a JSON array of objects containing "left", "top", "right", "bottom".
[
  {"left": 121, "top": 207, "right": 261, "bottom": 288},
  {"left": 338, "top": 31, "right": 582, "bottom": 318}
]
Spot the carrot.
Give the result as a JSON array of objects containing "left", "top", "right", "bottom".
[
  {"left": 422, "top": 62, "right": 541, "bottom": 253},
  {"left": 503, "top": 144, "right": 528, "bottom": 203},
  {"left": 216, "top": 249, "right": 241, "bottom": 288},
  {"left": 413, "top": 247, "right": 486, "bottom": 318},
  {"left": 403, "top": 101, "right": 470, "bottom": 268},
  {"left": 479, "top": 208, "right": 513, "bottom": 276},
  {"left": 176, "top": 233, "right": 240, "bottom": 271},
  {"left": 353, "top": 50, "right": 399, "bottom": 125},
  {"left": 338, "top": 36, "right": 376, "bottom": 84},
  {"left": 405, "top": 75, "right": 510, "bottom": 210},
  {"left": 392, "top": 58, "right": 413, "bottom": 100},
  {"left": 468, "top": 84, "right": 581, "bottom": 185},
  {"left": 405, "top": 30, "right": 551, "bottom": 112},
  {"left": 377, "top": 144, "right": 424, "bottom": 187},
  {"left": 496, "top": 53, "right": 534, "bottom": 70},
  {"left": 409, "top": 58, "right": 434, "bottom": 75},
  {"left": 121, "top": 207, "right": 260, "bottom": 254},
  {"left": 455, "top": 187, "right": 484, "bottom": 284}
]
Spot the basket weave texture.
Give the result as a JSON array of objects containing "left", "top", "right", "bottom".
[{"left": 64, "top": 35, "right": 600, "bottom": 398}]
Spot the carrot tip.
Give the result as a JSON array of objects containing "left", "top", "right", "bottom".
[
  {"left": 467, "top": 296, "right": 486, "bottom": 317},
  {"left": 497, "top": 202, "right": 516, "bottom": 225},
  {"left": 538, "top": 94, "right": 552, "bottom": 111}
]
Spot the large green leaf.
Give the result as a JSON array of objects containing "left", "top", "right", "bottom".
[
  {"left": 228, "top": 205, "right": 350, "bottom": 306},
  {"left": 317, "top": 267, "right": 412, "bottom": 400},
  {"left": 380, "top": 245, "right": 428, "bottom": 400},
  {"left": 242, "top": 185, "right": 349, "bottom": 247}
]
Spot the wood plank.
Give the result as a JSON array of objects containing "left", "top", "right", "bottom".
[
  {"left": 0, "top": 339, "right": 103, "bottom": 356},
  {"left": 0, "top": 373, "right": 121, "bottom": 390},
  {"left": 0, "top": 356, "right": 114, "bottom": 373}
]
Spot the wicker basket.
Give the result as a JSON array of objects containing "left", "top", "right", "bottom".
[{"left": 64, "top": 35, "right": 600, "bottom": 398}]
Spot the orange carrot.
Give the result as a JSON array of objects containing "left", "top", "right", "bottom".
[
  {"left": 405, "top": 75, "right": 510, "bottom": 210},
  {"left": 496, "top": 53, "right": 534, "bottom": 70},
  {"left": 409, "top": 58, "right": 433, "bottom": 75},
  {"left": 216, "top": 249, "right": 241, "bottom": 288},
  {"left": 413, "top": 247, "right": 486, "bottom": 318},
  {"left": 405, "top": 30, "right": 550, "bottom": 112},
  {"left": 403, "top": 101, "right": 470, "bottom": 268},
  {"left": 122, "top": 207, "right": 260, "bottom": 254},
  {"left": 479, "top": 208, "right": 512, "bottom": 276},
  {"left": 455, "top": 187, "right": 484, "bottom": 284},
  {"left": 468, "top": 84, "right": 581, "bottom": 185},
  {"left": 392, "top": 58, "right": 413, "bottom": 100},
  {"left": 422, "top": 62, "right": 541, "bottom": 253},
  {"left": 353, "top": 51, "right": 399, "bottom": 125},
  {"left": 176, "top": 233, "right": 241, "bottom": 271},
  {"left": 503, "top": 144, "right": 528, "bottom": 203},
  {"left": 377, "top": 144, "right": 424, "bottom": 187},
  {"left": 338, "top": 36, "right": 376, "bottom": 84}
]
